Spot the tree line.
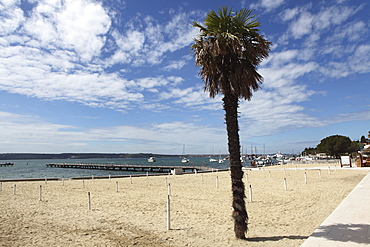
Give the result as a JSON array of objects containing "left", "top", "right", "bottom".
[{"left": 302, "top": 134, "right": 366, "bottom": 158}]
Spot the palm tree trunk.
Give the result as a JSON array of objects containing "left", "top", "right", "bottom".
[{"left": 223, "top": 95, "right": 248, "bottom": 239}]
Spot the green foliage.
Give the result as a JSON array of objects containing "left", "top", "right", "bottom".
[
  {"left": 191, "top": 6, "right": 271, "bottom": 100},
  {"left": 361, "top": 135, "right": 368, "bottom": 143},
  {"left": 302, "top": 147, "right": 318, "bottom": 155},
  {"left": 350, "top": 141, "right": 361, "bottom": 153},
  {"left": 316, "top": 135, "right": 354, "bottom": 158}
]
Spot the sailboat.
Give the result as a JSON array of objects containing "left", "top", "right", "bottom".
[
  {"left": 181, "top": 144, "right": 189, "bottom": 163},
  {"left": 218, "top": 150, "right": 224, "bottom": 163},
  {"left": 209, "top": 147, "right": 218, "bottom": 162}
]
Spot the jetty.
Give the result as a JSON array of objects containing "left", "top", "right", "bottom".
[
  {"left": 45, "top": 163, "right": 211, "bottom": 173},
  {"left": 0, "top": 163, "right": 14, "bottom": 167}
]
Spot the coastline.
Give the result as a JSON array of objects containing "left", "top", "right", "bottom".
[
  {"left": 0, "top": 157, "right": 231, "bottom": 180},
  {"left": 0, "top": 163, "right": 368, "bottom": 246}
]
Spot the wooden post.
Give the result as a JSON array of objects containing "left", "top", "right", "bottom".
[
  {"left": 168, "top": 183, "right": 171, "bottom": 196},
  {"left": 116, "top": 181, "right": 118, "bottom": 192},
  {"left": 166, "top": 194, "right": 170, "bottom": 230},
  {"left": 304, "top": 172, "right": 307, "bottom": 184},
  {"left": 284, "top": 178, "right": 287, "bottom": 191},
  {"left": 216, "top": 176, "right": 219, "bottom": 189},
  {"left": 130, "top": 175, "right": 132, "bottom": 184},
  {"left": 318, "top": 169, "right": 321, "bottom": 178},
  {"left": 39, "top": 185, "right": 42, "bottom": 201},
  {"left": 88, "top": 192, "right": 91, "bottom": 210},
  {"left": 0, "top": 182, "right": 2, "bottom": 191},
  {"left": 82, "top": 180, "right": 85, "bottom": 188},
  {"left": 248, "top": 185, "right": 252, "bottom": 202},
  {"left": 201, "top": 174, "right": 204, "bottom": 182},
  {"left": 62, "top": 177, "right": 65, "bottom": 186},
  {"left": 13, "top": 184, "right": 16, "bottom": 195},
  {"left": 45, "top": 176, "right": 47, "bottom": 184}
]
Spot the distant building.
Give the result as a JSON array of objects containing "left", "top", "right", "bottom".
[{"left": 356, "top": 131, "right": 370, "bottom": 167}]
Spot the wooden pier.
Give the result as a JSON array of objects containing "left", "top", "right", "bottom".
[
  {"left": 45, "top": 163, "right": 211, "bottom": 173},
  {"left": 0, "top": 163, "right": 14, "bottom": 167}
]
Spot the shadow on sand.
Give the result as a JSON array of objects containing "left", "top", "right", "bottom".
[
  {"left": 246, "top": 235, "right": 308, "bottom": 242},
  {"left": 307, "top": 223, "right": 370, "bottom": 244}
]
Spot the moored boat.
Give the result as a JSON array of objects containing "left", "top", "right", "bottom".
[
  {"left": 181, "top": 144, "right": 190, "bottom": 163},
  {"left": 147, "top": 157, "right": 156, "bottom": 162},
  {"left": 0, "top": 162, "right": 14, "bottom": 166},
  {"left": 181, "top": 157, "right": 189, "bottom": 163}
]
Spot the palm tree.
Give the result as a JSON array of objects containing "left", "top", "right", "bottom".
[{"left": 191, "top": 6, "right": 270, "bottom": 239}]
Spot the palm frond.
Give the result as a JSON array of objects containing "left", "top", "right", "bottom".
[{"left": 191, "top": 6, "right": 271, "bottom": 100}]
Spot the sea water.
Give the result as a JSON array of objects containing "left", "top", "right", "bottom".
[{"left": 0, "top": 157, "right": 250, "bottom": 180}]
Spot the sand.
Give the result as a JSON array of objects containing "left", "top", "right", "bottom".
[{"left": 0, "top": 163, "right": 368, "bottom": 247}]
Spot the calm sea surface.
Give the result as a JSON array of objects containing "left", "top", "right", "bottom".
[{"left": 0, "top": 157, "right": 251, "bottom": 180}]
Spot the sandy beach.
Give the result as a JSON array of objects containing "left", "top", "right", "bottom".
[{"left": 0, "top": 163, "right": 368, "bottom": 246}]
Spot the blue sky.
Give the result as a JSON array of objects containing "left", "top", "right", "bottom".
[{"left": 0, "top": 0, "right": 369, "bottom": 155}]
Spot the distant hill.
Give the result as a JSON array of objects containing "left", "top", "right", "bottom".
[{"left": 0, "top": 153, "right": 179, "bottom": 160}]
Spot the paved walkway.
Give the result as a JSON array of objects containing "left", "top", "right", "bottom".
[{"left": 301, "top": 171, "right": 370, "bottom": 246}]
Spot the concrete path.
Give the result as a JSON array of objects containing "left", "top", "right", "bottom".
[{"left": 301, "top": 171, "right": 370, "bottom": 246}]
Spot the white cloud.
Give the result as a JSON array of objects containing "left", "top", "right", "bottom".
[
  {"left": 280, "top": 6, "right": 302, "bottom": 21},
  {"left": 119, "top": 30, "right": 145, "bottom": 52},
  {"left": 250, "top": 0, "right": 286, "bottom": 12},
  {"left": 260, "top": 61, "right": 318, "bottom": 89},
  {"left": 225, "top": 45, "right": 323, "bottom": 139},
  {"left": 104, "top": 11, "right": 199, "bottom": 67},
  {"left": 238, "top": 87, "right": 323, "bottom": 139},
  {"left": 290, "top": 12, "right": 313, "bottom": 39},
  {"left": 329, "top": 21, "right": 367, "bottom": 43},
  {"left": 162, "top": 60, "right": 187, "bottom": 71},
  {"left": 0, "top": 1, "right": 202, "bottom": 112},
  {"left": 0, "top": 0, "right": 368, "bottom": 154},
  {"left": 277, "top": 3, "right": 370, "bottom": 80},
  {"left": 108, "top": 30, "right": 145, "bottom": 64},
  {"left": 18, "top": 0, "right": 111, "bottom": 61},
  {"left": 240, "top": 1, "right": 369, "bottom": 140},
  {"left": 327, "top": 109, "right": 370, "bottom": 124},
  {"left": 0, "top": 38, "right": 192, "bottom": 110},
  {"left": 0, "top": 45, "right": 144, "bottom": 110},
  {"left": 284, "top": 4, "right": 365, "bottom": 41},
  {"left": 134, "top": 76, "right": 183, "bottom": 92},
  {"left": 56, "top": 0, "right": 111, "bottom": 61},
  {"left": 158, "top": 86, "right": 222, "bottom": 111},
  {"left": 0, "top": 1, "right": 25, "bottom": 35},
  {"left": 0, "top": 111, "right": 227, "bottom": 153},
  {"left": 321, "top": 44, "right": 370, "bottom": 78}
]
